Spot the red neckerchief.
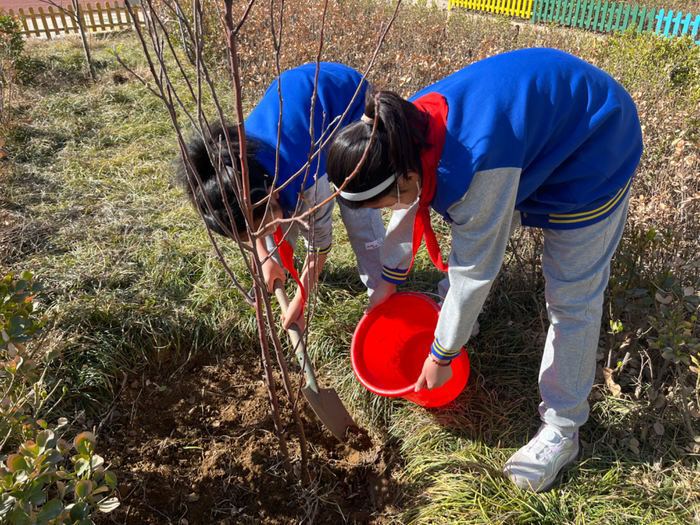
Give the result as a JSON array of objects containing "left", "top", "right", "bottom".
[
  {"left": 273, "top": 226, "right": 306, "bottom": 316},
  {"left": 409, "top": 93, "right": 449, "bottom": 272}
]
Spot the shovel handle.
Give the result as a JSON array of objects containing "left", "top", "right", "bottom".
[{"left": 273, "top": 280, "right": 320, "bottom": 393}]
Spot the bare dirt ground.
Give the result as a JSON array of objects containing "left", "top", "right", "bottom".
[{"left": 95, "top": 350, "right": 403, "bottom": 524}]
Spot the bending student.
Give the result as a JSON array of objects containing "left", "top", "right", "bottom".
[
  {"left": 326, "top": 48, "right": 643, "bottom": 492},
  {"left": 176, "top": 62, "right": 386, "bottom": 329}
]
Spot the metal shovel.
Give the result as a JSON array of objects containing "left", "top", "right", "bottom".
[{"left": 273, "top": 280, "right": 356, "bottom": 442}]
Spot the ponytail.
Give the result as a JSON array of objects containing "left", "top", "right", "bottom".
[
  {"left": 364, "top": 90, "right": 429, "bottom": 178},
  {"left": 327, "top": 89, "right": 429, "bottom": 209}
]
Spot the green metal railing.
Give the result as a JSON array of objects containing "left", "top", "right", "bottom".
[{"left": 449, "top": 0, "right": 700, "bottom": 45}]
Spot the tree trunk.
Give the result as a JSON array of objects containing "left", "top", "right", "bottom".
[{"left": 72, "top": 0, "right": 96, "bottom": 82}]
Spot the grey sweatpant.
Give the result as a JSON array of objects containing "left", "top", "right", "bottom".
[
  {"left": 338, "top": 203, "right": 386, "bottom": 294},
  {"left": 381, "top": 166, "right": 631, "bottom": 433},
  {"left": 539, "top": 193, "right": 630, "bottom": 433}
]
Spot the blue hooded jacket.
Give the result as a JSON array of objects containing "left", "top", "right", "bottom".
[
  {"left": 409, "top": 48, "right": 643, "bottom": 229},
  {"left": 245, "top": 62, "right": 369, "bottom": 214}
]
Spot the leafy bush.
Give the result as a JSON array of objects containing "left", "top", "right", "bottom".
[
  {"left": 609, "top": 225, "right": 700, "bottom": 438},
  {"left": 0, "top": 426, "right": 119, "bottom": 524},
  {"left": 1, "top": 272, "right": 120, "bottom": 523},
  {"left": 599, "top": 31, "right": 700, "bottom": 100},
  {"left": 1, "top": 271, "right": 48, "bottom": 447},
  {"left": 1, "top": 271, "right": 45, "bottom": 349},
  {"left": 0, "top": 15, "right": 23, "bottom": 61},
  {"left": 0, "top": 14, "right": 24, "bottom": 123}
]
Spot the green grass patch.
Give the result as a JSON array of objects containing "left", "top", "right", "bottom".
[{"left": 1, "top": 2, "right": 698, "bottom": 522}]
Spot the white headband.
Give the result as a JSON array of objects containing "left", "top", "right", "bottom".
[{"left": 334, "top": 174, "right": 396, "bottom": 201}]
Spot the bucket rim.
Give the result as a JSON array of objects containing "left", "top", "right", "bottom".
[{"left": 350, "top": 291, "right": 441, "bottom": 397}]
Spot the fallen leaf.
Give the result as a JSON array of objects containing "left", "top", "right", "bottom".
[
  {"left": 619, "top": 335, "right": 633, "bottom": 351},
  {"left": 653, "top": 421, "right": 665, "bottom": 436},
  {"left": 655, "top": 292, "right": 673, "bottom": 304},
  {"left": 602, "top": 367, "right": 622, "bottom": 397},
  {"left": 628, "top": 437, "right": 640, "bottom": 455},
  {"left": 634, "top": 385, "right": 642, "bottom": 399}
]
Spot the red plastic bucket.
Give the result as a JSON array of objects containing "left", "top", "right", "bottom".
[{"left": 351, "top": 292, "right": 470, "bottom": 408}]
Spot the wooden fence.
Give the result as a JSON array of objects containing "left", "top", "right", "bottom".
[
  {"left": 449, "top": 0, "right": 700, "bottom": 45},
  {"left": 0, "top": 2, "right": 144, "bottom": 39}
]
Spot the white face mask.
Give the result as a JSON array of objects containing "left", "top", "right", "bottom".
[{"left": 389, "top": 179, "right": 421, "bottom": 211}]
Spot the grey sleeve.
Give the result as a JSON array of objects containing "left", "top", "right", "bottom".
[
  {"left": 299, "top": 174, "right": 334, "bottom": 253},
  {"left": 432, "top": 167, "right": 521, "bottom": 357},
  {"left": 379, "top": 205, "right": 418, "bottom": 283}
]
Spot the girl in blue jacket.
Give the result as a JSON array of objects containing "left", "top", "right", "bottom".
[
  {"left": 326, "top": 48, "right": 643, "bottom": 492},
  {"left": 177, "top": 62, "right": 386, "bottom": 329}
]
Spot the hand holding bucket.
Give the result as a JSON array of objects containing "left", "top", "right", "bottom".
[
  {"left": 414, "top": 353, "right": 453, "bottom": 392},
  {"left": 351, "top": 292, "right": 469, "bottom": 408}
]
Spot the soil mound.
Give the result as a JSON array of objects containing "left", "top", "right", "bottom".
[{"left": 97, "top": 350, "right": 402, "bottom": 524}]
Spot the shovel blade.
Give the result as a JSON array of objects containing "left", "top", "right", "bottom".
[{"left": 302, "top": 386, "right": 356, "bottom": 442}]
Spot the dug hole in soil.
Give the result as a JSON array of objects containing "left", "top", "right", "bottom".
[{"left": 96, "top": 347, "right": 403, "bottom": 524}]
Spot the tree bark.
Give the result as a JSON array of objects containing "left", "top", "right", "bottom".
[{"left": 71, "top": 0, "right": 96, "bottom": 82}]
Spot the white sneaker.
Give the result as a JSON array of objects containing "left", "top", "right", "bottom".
[{"left": 503, "top": 424, "right": 579, "bottom": 492}]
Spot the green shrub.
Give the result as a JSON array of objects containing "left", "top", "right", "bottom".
[
  {"left": 1, "top": 271, "right": 49, "bottom": 447},
  {"left": 0, "top": 426, "right": 119, "bottom": 524},
  {"left": 1, "top": 271, "right": 46, "bottom": 350},
  {"left": 0, "top": 14, "right": 24, "bottom": 123},
  {"left": 0, "top": 15, "right": 23, "bottom": 62},
  {"left": 600, "top": 30, "right": 700, "bottom": 101},
  {"left": 647, "top": 273, "right": 699, "bottom": 367},
  {"left": 0, "top": 272, "right": 120, "bottom": 523}
]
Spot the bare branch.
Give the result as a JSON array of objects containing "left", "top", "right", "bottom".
[
  {"left": 119, "top": 0, "right": 400, "bottom": 480},
  {"left": 259, "top": 0, "right": 402, "bottom": 215}
]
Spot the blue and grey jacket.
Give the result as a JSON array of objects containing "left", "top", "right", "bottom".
[
  {"left": 245, "top": 62, "right": 369, "bottom": 253},
  {"left": 380, "top": 48, "right": 643, "bottom": 360}
]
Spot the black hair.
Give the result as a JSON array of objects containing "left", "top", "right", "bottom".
[
  {"left": 326, "top": 89, "right": 430, "bottom": 209},
  {"left": 175, "top": 121, "right": 270, "bottom": 238}
]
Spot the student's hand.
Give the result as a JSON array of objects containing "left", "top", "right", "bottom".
[
  {"left": 282, "top": 288, "right": 306, "bottom": 332},
  {"left": 262, "top": 258, "right": 286, "bottom": 293},
  {"left": 367, "top": 280, "right": 396, "bottom": 311},
  {"left": 414, "top": 355, "right": 452, "bottom": 391}
]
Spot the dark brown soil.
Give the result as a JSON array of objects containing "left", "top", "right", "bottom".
[{"left": 96, "top": 350, "right": 403, "bottom": 524}]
